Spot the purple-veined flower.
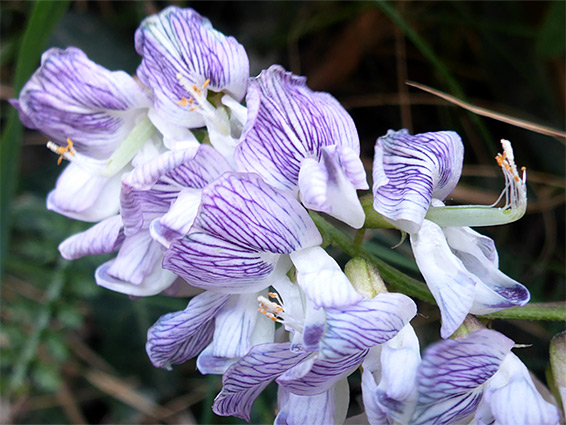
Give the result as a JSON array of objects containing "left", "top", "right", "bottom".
[
  {"left": 372, "top": 130, "right": 530, "bottom": 338},
  {"left": 59, "top": 144, "right": 231, "bottom": 296},
  {"left": 234, "top": 65, "right": 368, "bottom": 228},
  {"left": 145, "top": 289, "right": 275, "bottom": 374},
  {"left": 135, "top": 6, "right": 249, "bottom": 155},
  {"left": 10, "top": 47, "right": 154, "bottom": 222},
  {"left": 212, "top": 278, "right": 417, "bottom": 422},
  {"left": 407, "top": 329, "right": 560, "bottom": 425},
  {"left": 162, "top": 171, "right": 362, "bottom": 308}
]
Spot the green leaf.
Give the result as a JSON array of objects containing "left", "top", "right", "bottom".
[{"left": 1, "top": 0, "right": 71, "bottom": 277}]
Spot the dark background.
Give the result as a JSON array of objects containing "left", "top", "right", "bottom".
[{"left": 1, "top": 1, "right": 564, "bottom": 424}]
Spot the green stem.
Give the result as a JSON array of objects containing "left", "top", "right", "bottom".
[
  {"left": 311, "top": 211, "right": 434, "bottom": 303},
  {"left": 481, "top": 302, "right": 566, "bottom": 321},
  {"left": 361, "top": 194, "right": 395, "bottom": 229},
  {"left": 311, "top": 211, "right": 566, "bottom": 322}
]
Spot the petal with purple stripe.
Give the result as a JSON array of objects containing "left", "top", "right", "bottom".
[
  {"left": 212, "top": 343, "right": 311, "bottom": 420},
  {"left": 95, "top": 257, "right": 177, "bottom": 296},
  {"left": 411, "top": 329, "right": 514, "bottom": 425},
  {"left": 164, "top": 232, "right": 281, "bottom": 292},
  {"left": 58, "top": 215, "right": 124, "bottom": 260},
  {"left": 121, "top": 145, "right": 230, "bottom": 235},
  {"left": 373, "top": 129, "right": 463, "bottom": 234},
  {"left": 212, "top": 293, "right": 260, "bottom": 359},
  {"left": 150, "top": 188, "right": 202, "bottom": 248},
  {"left": 277, "top": 350, "right": 367, "bottom": 396},
  {"left": 194, "top": 172, "right": 321, "bottom": 252},
  {"left": 12, "top": 47, "right": 150, "bottom": 159},
  {"left": 320, "top": 293, "right": 417, "bottom": 359},
  {"left": 234, "top": 65, "right": 359, "bottom": 192},
  {"left": 135, "top": 6, "right": 249, "bottom": 128},
  {"left": 146, "top": 291, "right": 230, "bottom": 369},
  {"left": 275, "top": 386, "right": 337, "bottom": 425}
]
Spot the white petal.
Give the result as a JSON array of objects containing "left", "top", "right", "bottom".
[
  {"left": 47, "top": 163, "right": 122, "bottom": 222},
  {"left": 483, "top": 353, "right": 560, "bottom": 425},
  {"left": 290, "top": 246, "right": 363, "bottom": 309},
  {"left": 410, "top": 220, "right": 477, "bottom": 338}
]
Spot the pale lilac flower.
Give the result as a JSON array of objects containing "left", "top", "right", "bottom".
[
  {"left": 11, "top": 47, "right": 154, "bottom": 221},
  {"left": 146, "top": 289, "right": 274, "bottom": 374},
  {"left": 135, "top": 6, "right": 249, "bottom": 155},
  {"left": 163, "top": 172, "right": 362, "bottom": 308},
  {"left": 234, "top": 65, "right": 368, "bottom": 228},
  {"left": 373, "top": 130, "right": 530, "bottom": 337},
  {"left": 411, "top": 329, "right": 560, "bottom": 425},
  {"left": 212, "top": 282, "right": 416, "bottom": 421},
  {"left": 59, "top": 144, "right": 231, "bottom": 296},
  {"left": 361, "top": 324, "right": 421, "bottom": 425}
]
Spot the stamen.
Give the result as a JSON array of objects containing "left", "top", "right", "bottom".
[
  {"left": 257, "top": 294, "right": 304, "bottom": 333},
  {"left": 47, "top": 138, "right": 76, "bottom": 165},
  {"left": 176, "top": 96, "right": 189, "bottom": 107},
  {"left": 175, "top": 73, "right": 217, "bottom": 117},
  {"left": 491, "top": 139, "right": 526, "bottom": 216},
  {"left": 425, "top": 139, "right": 527, "bottom": 227}
]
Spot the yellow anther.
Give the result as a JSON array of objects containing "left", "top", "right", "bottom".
[
  {"left": 189, "top": 106, "right": 198, "bottom": 112},
  {"left": 177, "top": 96, "right": 190, "bottom": 107},
  {"left": 203, "top": 78, "right": 210, "bottom": 88},
  {"left": 55, "top": 138, "right": 76, "bottom": 165}
]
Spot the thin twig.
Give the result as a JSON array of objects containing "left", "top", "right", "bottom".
[{"left": 407, "top": 81, "right": 566, "bottom": 141}]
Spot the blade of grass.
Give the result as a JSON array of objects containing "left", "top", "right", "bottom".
[
  {"left": 407, "top": 81, "right": 566, "bottom": 141},
  {"left": 0, "top": 0, "right": 71, "bottom": 278}
]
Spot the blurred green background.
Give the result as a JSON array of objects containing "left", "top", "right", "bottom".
[{"left": 1, "top": 1, "right": 564, "bottom": 424}]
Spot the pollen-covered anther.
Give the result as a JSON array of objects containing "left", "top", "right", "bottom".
[
  {"left": 176, "top": 96, "right": 190, "bottom": 107},
  {"left": 47, "top": 138, "right": 76, "bottom": 165},
  {"left": 492, "top": 139, "right": 527, "bottom": 218}
]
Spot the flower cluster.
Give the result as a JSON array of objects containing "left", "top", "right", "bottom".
[{"left": 12, "top": 6, "right": 561, "bottom": 425}]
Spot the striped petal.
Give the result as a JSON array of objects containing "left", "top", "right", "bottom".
[
  {"left": 146, "top": 291, "right": 230, "bottom": 369},
  {"left": 164, "top": 172, "right": 320, "bottom": 291},
  {"left": 320, "top": 293, "right": 417, "bottom": 360},
  {"left": 95, "top": 231, "right": 177, "bottom": 296},
  {"left": 135, "top": 6, "right": 249, "bottom": 128},
  {"left": 58, "top": 215, "right": 124, "bottom": 260},
  {"left": 275, "top": 384, "right": 344, "bottom": 425},
  {"left": 212, "top": 342, "right": 311, "bottom": 420},
  {"left": 234, "top": 65, "right": 360, "bottom": 192},
  {"left": 121, "top": 145, "right": 230, "bottom": 235},
  {"left": 276, "top": 350, "right": 367, "bottom": 396},
  {"left": 411, "top": 329, "right": 514, "bottom": 425},
  {"left": 373, "top": 129, "right": 463, "bottom": 234},
  {"left": 11, "top": 47, "right": 150, "bottom": 159}
]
